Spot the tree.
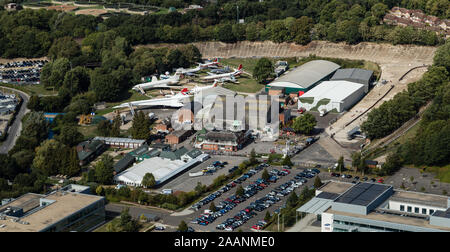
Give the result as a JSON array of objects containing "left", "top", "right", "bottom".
[
  {"left": 351, "top": 152, "right": 362, "bottom": 171},
  {"left": 97, "top": 120, "right": 113, "bottom": 137},
  {"left": 62, "top": 66, "right": 90, "bottom": 96},
  {"left": 314, "top": 176, "right": 323, "bottom": 188},
  {"left": 27, "top": 95, "right": 41, "bottom": 111},
  {"left": 291, "top": 16, "right": 313, "bottom": 45},
  {"left": 110, "top": 115, "right": 122, "bottom": 137},
  {"left": 253, "top": 58, "right": 274, "bottom": 83},
  {"left": 282, "top": 155, "right": 293, "bottom": 167},
  {"left": 178, "top": 220, "right": 188, "bottom": 232},
  {"left": 292, "top": 113, "right": 316, "bottom": 134},
  {"left": 96, "top": 186, "right": 105, "bottom": 196},
  {"left": 130, "top": 111, "right": 151, "bottom": 140},
  {"left": 57, "top": 126, "right": 84, "bottom": 147},
  {"left": 209, "top": 202, "right": 217, "bottom": 212},
  {"left": 264, "top": 211, "right": 271, "bottom": 222},
  {"left": 337, "top": 156, "right": 345, "bottom": 173},
  {"left": 95, "top": 155, "right": 114, "bottom": 185},
  {"left": 21, "top": 112, "right": 48, "bottom": 142},
  {"left": 32, "top": 139, "right": 66, "bottom": 176},
  {"left": 262, "top": 168, "right": 270, "bottom": 181},
  {"left": 249, "top": 148, "right": 257, "bottom": 164},
  {"left": 48, "top": 36, "right": 81, "bottom": 61},
  {"left": 286, "top": 191, "right": 298, "bottom": 208},
  {"left": 236, "top": 185, "right": 244, "bottom": 197},
  {"left": 142, "top": 173, "right": 156, "bottom": 188},
  {"left": 120, "top": 207, "right": 139, "bottom": 232}
]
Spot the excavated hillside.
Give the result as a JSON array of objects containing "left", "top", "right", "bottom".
[{"left": 139, "top": 41, "right": 437, "bottom": 146}]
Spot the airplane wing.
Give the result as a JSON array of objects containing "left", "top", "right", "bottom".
[{"left": 113, "top": 95, "right": 191, "bottom": 109}]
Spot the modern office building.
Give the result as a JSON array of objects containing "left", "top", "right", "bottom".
[
  {"left": 0, "top": 185, "right": 105, "bottom": 232},
  {"left": 298, "top": 181, "right": 450, "bottom": 232}
]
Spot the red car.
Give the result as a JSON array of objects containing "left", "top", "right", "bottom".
[
  {"left": 230, "top": 182, "right": 236, "bottom": 187},
  {"left": 251, "top": 225, "right": 262, "bottom": 230},
  {"left": 377, "top": 178, "right": 384, "bottom": 183},
  {"left": 282, "top": 169, "right": 290, "bottom": 174}
]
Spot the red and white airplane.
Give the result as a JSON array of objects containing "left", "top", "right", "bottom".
[
  {"left": 198, "top": 58, "right": 220, "bottom": 69},
  {"left": 189, "top": 80, "right": 219, "bottom": 94},
  {"left": 201, "top": 64, "right": 243, "bottom": 82},
  {"left": 113, "top": 88, "right": 191, "bottom": 109}
]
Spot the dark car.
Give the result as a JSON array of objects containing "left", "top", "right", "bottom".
[{"left": 346, "top": 174, "right": 352, "bottom": 179}]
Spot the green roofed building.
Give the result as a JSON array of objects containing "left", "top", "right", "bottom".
[
  {"left": 266, "top": 60, "right": 341, "bottom": 95},
  {"left": 76, "top": 140, "right": 106, "bottom": 166}
]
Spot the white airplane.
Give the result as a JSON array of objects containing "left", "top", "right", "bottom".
[
  {"left": 114, "top": 88, "right": 191, "bottom": 109},
  {"left": 198, "top": 58, "right": 220, "bottom": 69},
  {"left": 176, "top": 66, "right": 202, "bottom": 75},
  {"left": 201, "top": 64, "right": 243, "bottom": 82},
  {"left": 189, "top": 80, "right": 219, "bottom": 94},
  {"left": 132, "top": 73, "right": 181, "bottom": 94}
]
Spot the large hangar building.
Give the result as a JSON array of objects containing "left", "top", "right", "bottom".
[
  {"left": 330, "top": 68, "right": 374, "bottom": 93},
  {"left": 266, "top": 60, "right": 341, "bottom": 95},
  {"left": 297, "top": 80, "right": 366, "bottom": 113}
]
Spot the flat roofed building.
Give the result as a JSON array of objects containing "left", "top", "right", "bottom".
[
  {"left": 331, "top": 68, "right": 374, "bottom": 93},
  {"left": 266, "top": 60, "right": 341, "bottom": 94},
  {"left": 298, "top": 80, "right": 366, "bottom": 113},
  {"left": 114, "top": 154, "right": 209, "bottom": 186},
  {"left": 297, "top": 181, "right": 450, "bottom": 232},
  {"left": 93, "top": 137, "right": 146, "bottom": 149},
  {"left": 0, "top": 188, "right": 105, "bottom": 232}
]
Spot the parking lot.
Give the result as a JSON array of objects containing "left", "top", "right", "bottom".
[
  {"left": 183, "top": 163, "right": 323, "bottom": 232},
  {"left": 0, "top": 60, "right": 47, "bottom": 84}
]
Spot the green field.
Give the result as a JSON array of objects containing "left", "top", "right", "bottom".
[
  {"left": 222, "top": 75, "right": 265, "bottom": 93},
  {"left": 425, "top": 164, "right": 450, "bottom": 183},
  {"left": 0, "top": 83, "right": 57, "bottom": 96}
]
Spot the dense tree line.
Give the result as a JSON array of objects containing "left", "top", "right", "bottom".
[{"left": 0, "top": 1, "right": 446, "bottom": 60}]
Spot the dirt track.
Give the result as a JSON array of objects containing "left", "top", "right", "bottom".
[{"left": 140, "top": 40, "right": 437, "bottom": 145}]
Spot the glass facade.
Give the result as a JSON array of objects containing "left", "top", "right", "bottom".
[{"left": 41, "top": 200, "right": 105, "bottom": 232}]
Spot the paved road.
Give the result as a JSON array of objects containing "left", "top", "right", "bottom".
[{"left": 0, "top": 86, "right": 30, "bottom": 154}]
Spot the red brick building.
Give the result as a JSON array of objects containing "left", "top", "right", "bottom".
[{"left": 165, "top": 130, "right": 192, "bottom": 145}]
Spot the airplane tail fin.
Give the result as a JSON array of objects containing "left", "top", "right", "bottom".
[
  {"left": 181, "top": 88, "right": 189, "bottom": 95},
  {"left": 214, "top": 58, "right": 219, "bottom": 63},
  {"left": 237, "top": 64, "right": 242, "bottom": 71},
  {"left": 212, "top": 80, "right": 218, "bottom": 87}
]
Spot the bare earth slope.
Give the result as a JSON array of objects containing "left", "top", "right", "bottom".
[{"left": 139, "top": 41, "right": 437, "bottom": 146}]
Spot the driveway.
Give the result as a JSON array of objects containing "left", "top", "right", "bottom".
[{"left": 0, "top": 86, "right": 30, "bottom": 154}]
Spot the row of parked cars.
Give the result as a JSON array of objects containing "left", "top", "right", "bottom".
[
  {"left": 190, "top": 163, "right": 269, "bottom": 212},
  {"left": 330, "top": 173, "right": 383, "bottom": 184},
  {"left": 216, "top": 190, "right": 281, "bottom": 231},
  {"left": 0, "top": 60, "right": 47, "bottom": 69},
  {"left": 0, "top": 68, "right": 41, "bottom": 84},
  {"left": 193, "top": 174, "right": 273, "bottom": 227}
]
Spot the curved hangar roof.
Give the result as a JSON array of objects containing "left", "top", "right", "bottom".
[{"left": 270, "top": 60, "right": 341, "bottom": 89}]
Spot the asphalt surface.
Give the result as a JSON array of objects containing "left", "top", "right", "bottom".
[
  {"left": 0, "top": 86, "right": 30, "bottom": 154},
  {"left": 187, "top": 165, "right": 317, "bottom": 232}
]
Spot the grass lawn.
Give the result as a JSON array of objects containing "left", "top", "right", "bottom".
[
  {"left": 424, "top": 164, "right": 450, "bottom": 183},
  {"left": 0, "top": 83, "right": 57, "bottom": 96},
  {"left": 78, "top": 124, "right": 98, "bottom": 139},
  {"left": 223, "top": 75, "right": 265, "bottom": 93}
]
